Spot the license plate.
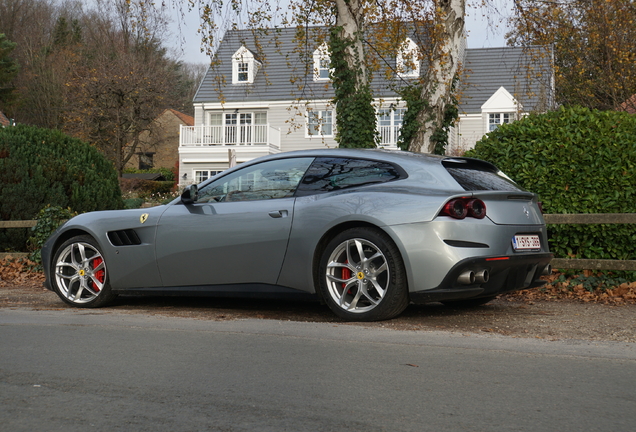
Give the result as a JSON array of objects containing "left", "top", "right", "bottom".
[{"left": 512, "top": 234, "right": 541, "bottom": 251}]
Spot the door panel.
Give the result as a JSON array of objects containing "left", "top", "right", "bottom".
[
  {"left": 155, "top": 157, "right": 314, "bottom": 288},
  {"left": 155, "top": 199, "right": 294, "bottom": 287}
]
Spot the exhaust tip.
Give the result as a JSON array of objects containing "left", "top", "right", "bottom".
[
  {"left": 457, "top": 270, "right": 475, "bottom": 285},
  {"left": 475, "top": 269, "right": 489, "bottom": 284},
  {"left": 542, "top": 264, "right": 552, "bottom": 275}
]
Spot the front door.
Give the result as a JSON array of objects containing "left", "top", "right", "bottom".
[
  {"left": 155, "top": 198, "right": 295, "bottom": 287},
  {"left": 155, "top": 157, "right": 314, "bottom": 288}
]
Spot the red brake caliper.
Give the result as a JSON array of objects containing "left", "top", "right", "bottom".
[
  {"left": 91, "top": 257, "right": 104, "bottom": 292},
  {"left": 341, "top": 260, "right": 351, "bottom": 290}
]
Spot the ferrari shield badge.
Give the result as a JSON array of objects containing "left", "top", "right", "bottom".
[{"left": 140, "top": 213, "right": 149, "bottom": 224}]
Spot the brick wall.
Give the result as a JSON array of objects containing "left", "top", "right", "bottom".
[{"left": 125, "top": 110, "right": 192, "bottom": 171}]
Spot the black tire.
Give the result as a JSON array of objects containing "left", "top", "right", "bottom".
[
  {"left": 318, "top": 227, "right": 409, "bottom": 321},
  {"left": 441, "top": 296, "right": 496, "bottom": 308},
  {"left": 50, "top": 235, "right": 117, "bottom": 308}
]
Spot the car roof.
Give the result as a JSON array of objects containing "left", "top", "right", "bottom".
[
  {"left": 256, "top": 148, "right": 446, "bottom": 166},
  {"left": 209, "top": 149, "right": 503, "bottom": 194}
]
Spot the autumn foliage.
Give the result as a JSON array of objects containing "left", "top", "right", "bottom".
[
  {"left": 0, "top": 258, "right": 44, "bottom": 289},
  {"left": 509, "top": 0, "right": 636, "bottom": 111},
  {"left": 0, "top": 0, "right": 198, "bottom": 173},
  {"left": 504, "top": 271, "right": 636, "bottom": 306}
]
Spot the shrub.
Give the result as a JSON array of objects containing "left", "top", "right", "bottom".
[
  {"left": 122, "top": 167, "right": 175, "bottom": 182},
  {"left": 27, "top": 205, "right": 77, "bottom": 264},
  {"left": 123, "top": 198, "right": 144, "bottom": 209},
  {"left": 465, "top": 106, "right": 636, "bottom": 261},
  {"left": 0, "top": 125, "right": 123, "bottom": 251},
  {"left": 119, "top": 178, "right": 174, "bottom": 198}
]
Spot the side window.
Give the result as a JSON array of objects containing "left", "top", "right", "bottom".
[
  {"left": 196, "top": 157, "right": 314, "bottom": 203},
  {"left": 296, "top": 157, "right": 405, "bottom": 196}
]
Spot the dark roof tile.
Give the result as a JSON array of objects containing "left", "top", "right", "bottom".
[{"left": 196, "top": 28, "right": 554, "bottom": 114}]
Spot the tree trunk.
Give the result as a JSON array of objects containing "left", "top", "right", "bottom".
[
  {"left": 330, "top": 0, "right": 377, "bottom": 148},
  {"left": 409, "top": 0, "right": 465, "bottom": 153},
  {"left": 333, "top": 0, "right": 367, "bottom": 88}
]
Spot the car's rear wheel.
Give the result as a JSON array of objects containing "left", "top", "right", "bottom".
[
  {"left": 51, "top": 235, "right": 116, "bottom": 308},
  {"left": 319, "top": 227, "right": 408, "bottom": 321},
  {"left": 441, "top": 296, "right": 496, "bottom": 308}
]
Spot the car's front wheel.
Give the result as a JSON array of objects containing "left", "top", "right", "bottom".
[
  {"left": 51, "top": 235, "right": 116, "bottom": 307},
  {"left": 319, "top": 227, "right": 409, "bottom": 321}
]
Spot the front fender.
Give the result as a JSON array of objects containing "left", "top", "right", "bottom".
[{"left": 42, "top": 207, "right": 168, "bottom": 290}]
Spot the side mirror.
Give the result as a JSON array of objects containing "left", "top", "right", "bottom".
[{"left": 181, "top": 184, "right": 198, "bottom": 205}]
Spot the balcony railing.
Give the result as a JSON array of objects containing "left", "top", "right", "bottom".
[
  {"left": 378, "top": 125, "right": 401, "bottom": 149},
  {"left": 180, "top": 125, "right": 281, "bottom": 149}
]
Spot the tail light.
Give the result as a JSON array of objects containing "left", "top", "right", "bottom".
[
  {"left": 440, "top": 198, "right": 487, "bottom": 220},
  {"left": 467, "top": 199, "right": 486, "bottom": 219},
  {"left": 442, "top": 199, "right": 468, "bottom": 219}
]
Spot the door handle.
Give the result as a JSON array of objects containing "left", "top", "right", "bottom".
[{"left": 268, "top": 210, "right": 288, "bottom": 218}]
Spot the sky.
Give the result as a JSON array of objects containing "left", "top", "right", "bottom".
[{"left": 168, "top": 1, "right": 513, "bottom": 65}]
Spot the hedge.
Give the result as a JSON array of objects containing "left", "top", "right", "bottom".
[{"left": 465, "top": 106, "right": 636, "bottom": 261}]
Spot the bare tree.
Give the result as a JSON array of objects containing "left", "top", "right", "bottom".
[
  {"left": 0, "top": 0, "right": 195, "bottom": 172},
  {"left": 63, "top": 2, "right": 188, "bottom": 174}
]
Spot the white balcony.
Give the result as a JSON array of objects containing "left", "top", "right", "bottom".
[
  {"left": 180, "top": 124, "right": 281, "bottom": 150},
  {"left": 179, "top": 124, "right": 282, "bottom": 168}
]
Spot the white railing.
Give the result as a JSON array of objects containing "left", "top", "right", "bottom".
[
  {"left": 180, "top": 125, "right": 281, "bottom": 149},
  {"left": 379, "top": 125, "right": 401, "bottom": 146}
]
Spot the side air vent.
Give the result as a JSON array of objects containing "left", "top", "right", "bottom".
[{"left": 108, "top": 229, "right": 141, "bottom": 246}]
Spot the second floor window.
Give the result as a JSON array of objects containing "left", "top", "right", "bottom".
[
  {"left": 138, "top": 152, "right": 154, "bottom": 170},
  {"left": 307, "top": 110, "right": 333, "bottom": 137},
  {"left": 313, "top": 43, "right": 332, "bottom": 81},
  {"left": 205, "top": 111, "right": 268, "bottom": 145}
]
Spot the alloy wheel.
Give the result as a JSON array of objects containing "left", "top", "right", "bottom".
[
  {"left": 54, "top": 241, "right": 107, "bottom": 304},
  {"left": 324, "top": 238, "right": 389, "bottom": 313}
]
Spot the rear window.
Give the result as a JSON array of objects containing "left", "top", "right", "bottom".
[
  {"left": 442, "top": 159, "right": 523, "bottom": 191},
  {"left": 296, "top": 157, "right": 405, "bottom": 196}
]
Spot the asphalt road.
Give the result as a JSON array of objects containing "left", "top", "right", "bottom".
[{"left": 1, "top": 309, "right": 635, "bottom": 432}]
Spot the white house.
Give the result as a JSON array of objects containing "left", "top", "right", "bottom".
[
  {"left": 449, "top": 46, "right": 555, "bottom": 155},
  {"left": 179, "top": 27, "right": 554, "bottom": 186}
]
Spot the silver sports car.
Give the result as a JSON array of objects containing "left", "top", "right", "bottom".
[{"left": 42, "top": 149, "right": 552, "bottom": 321}]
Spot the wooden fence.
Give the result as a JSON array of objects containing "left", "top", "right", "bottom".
[
  {"left": 2, "top": 214, "right": 636, "bottom": 270},
  {"left": 542, "top": 213, "right": 636, "bottom": 271},
  {"left": 0, "top": 220, "right": 38, "bottom": 259}
]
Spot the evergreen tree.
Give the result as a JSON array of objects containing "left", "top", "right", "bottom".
[{"left": 0, "top": 33, "right": 19, "bottom": 106}]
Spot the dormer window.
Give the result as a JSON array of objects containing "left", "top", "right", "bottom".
[
  {"left": 396, "top": 38, "right": 420, "bottom": 78},
  {"left": 313, "top": 43, "right": 331, "bottom": 81},
  {"left": 237, "top": 62, "right": 249, "bottom": 82},
  {"left": 232, "top": 46, "right": 261, "bottom": 84},
  {"left": 481, "top": 87, "right": 521, "bottom": 132}
]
